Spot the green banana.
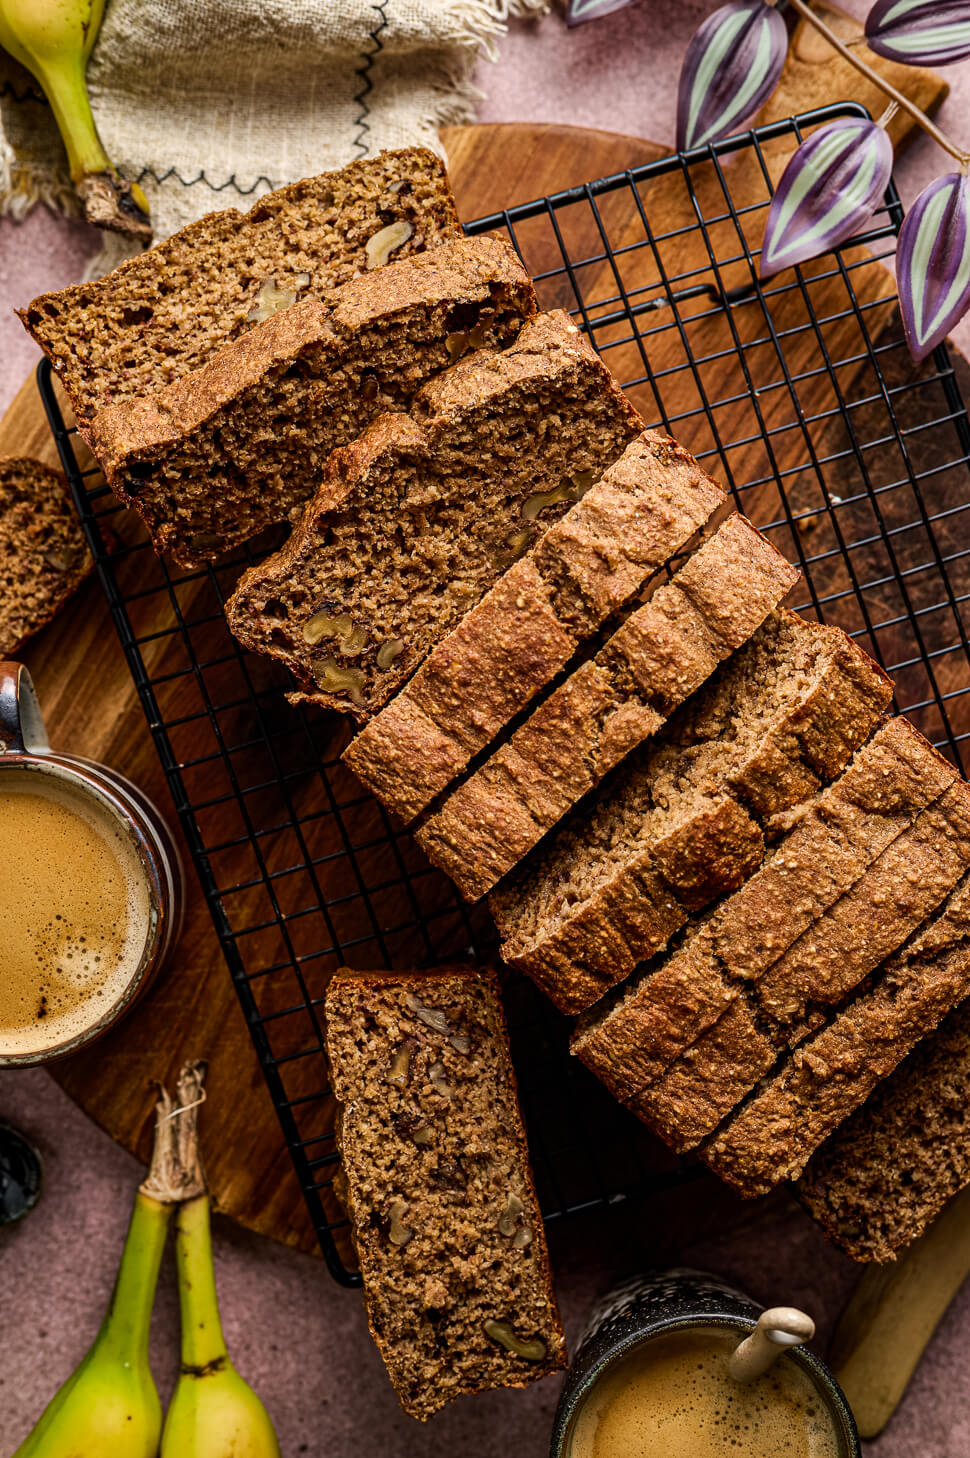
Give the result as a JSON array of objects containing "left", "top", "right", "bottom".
[
  {"left": 0, "top": 0, "right": 150, "bottom": 236},
  {"left": 12, "top": 1187, "right": 169, "bottom": 1458},
  {"left": 161, "top": 1192, "right": 282, "bottom": 1458}
]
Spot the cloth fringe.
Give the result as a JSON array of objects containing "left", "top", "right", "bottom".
[{"left": 0, "top": 0, "right": 553, "bottom": 270}]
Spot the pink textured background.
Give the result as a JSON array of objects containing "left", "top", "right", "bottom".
[{"left": 2, "top": 6, "right": 970, "bottom": 1454}]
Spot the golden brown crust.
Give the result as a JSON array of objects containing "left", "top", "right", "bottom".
[
  {"left": 797, "top": 995, "right": 970, "bottom": 1259},
  {"left": 637, "top": 787, "right": 970, "bottom": 1158},
  {"left": 417, "top": 514, "right": 798, "bottom": 903},
  {"left": 703, "top": 871, "right": 970, "bottom": 1196},
  {"left": 227, "top": 311, "right": 644, "bottom": 721},
  {"left": 343, "top": 429, "right": 726, "bottom": 820},
  {"left": 88, "top": 235, "right": 536, "bottom": 563},
  {"left": 0, "top": 456, "right": 92, "bottom": 654},
  {"left": 20, "top": 147, "right": 462, "bottom": 435},
  {"left": 571, "top": 718, "right": 959, "bottom": 1103},
  {"left": 494, "top": 619, "right": 896, "bottom": 1017}
]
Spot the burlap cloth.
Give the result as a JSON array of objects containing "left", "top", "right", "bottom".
[{"left": 0, "top": 0, "right": 548, "bottom": 276}]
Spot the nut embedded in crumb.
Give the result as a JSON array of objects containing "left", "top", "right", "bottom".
[
  {"left": 366, "top": 220, "right": 415, "bottom": 269},
  {"left": 246, "top": 272, "right": 311, "bottom": 324}
]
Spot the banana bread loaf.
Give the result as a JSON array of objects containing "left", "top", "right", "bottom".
[
  {"left": 225, "top": 311, "right": 643, "bottom": 721},
  {"left": 699, "top": 869, "right": 970, "bottom": 1195},
  {"left": 797, "top": 994, "right": 970, "bottom": 1260},
  {"left": 342, "top": 430, "right": 726, "bottom": 823},
  {"left": 87, "top": 236, "right": 537, "bottom": 567},
  {"left": 634, "top": 783, "right": 970, "bottom": 1156},
  {"left": 0, "top": 456, "right": 92, "bottom": 653},
  {"left": 324, "top": 966, "right": 566, "bottom": 1420},
  {"left": 571, "top": 717, "right": 958, "bottom": 1101},
  {"left": 493, "top": 610, "right": 892, "bottom": 1013},
  {"left": 20, "top": 148, "right": 461, "bottom": 436},
  {"left": 417, "top": 515, "right": 798, "bottom": 901}
]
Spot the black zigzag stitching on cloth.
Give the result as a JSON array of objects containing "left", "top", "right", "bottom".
[
  {"left": 0, "top": 79, "right": 274, "bottom": 198},
  {"left": 353, "top": 1, "right": 390, "bottom": 158},
  {"left": 133, "top": 165, "right": 277, "bottom": 196},
  {"left": 0, "top": 79, "right": 45, "bottom": 104}
]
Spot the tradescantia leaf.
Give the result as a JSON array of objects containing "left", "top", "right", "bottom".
[
  {"left": 897, "top": 172, "right": 970, "bottom": 361},
  {"left": 865, "top": 0, "right": 970, "bottom": 67},
  {"left": 760, "top": 118, "right": 894, "bottom": 278},
  {"left": 676, "top": 0, "right": 788, "bottom": 152},
  {"left": 566, "top": 0, "right": 638, "bottom": 24}
]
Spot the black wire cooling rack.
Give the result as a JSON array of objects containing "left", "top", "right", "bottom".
[{"left": 40, "top": 104, "right": 970, "bottom": 1286}]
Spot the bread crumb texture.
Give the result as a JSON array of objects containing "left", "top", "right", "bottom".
[{"left": 324, "top": 967, "right": 565, "bottom": 1420}]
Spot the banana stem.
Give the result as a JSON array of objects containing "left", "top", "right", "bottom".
[
  {"left": 35, "top": 50, "right": 111, "bottom": 182},
  {"left": 175, "top": 1194, "right": 229, "bottom": 1373},
  {"left": 97, "top": 1191, "right": 171, "bottom": 1364},
  {"left": 785, "top": 0, "right": 970, "bottom": 166}
]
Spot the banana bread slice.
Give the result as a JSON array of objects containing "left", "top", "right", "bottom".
[
  {"left": 571, "top": 717, "right": 958, "bottom": 1101},
  {"left": 342, "top": 430, "right": 726, "bottom": 823},
  {"left": 87, "top": 236, "right": 536, "bottom": 567},
  {"left": 634, "top": 782, "right": 970, "bottom": 1155},
  {"left": 417, "top": 515, "right": 798, "bottom": 901},
  {"left": 225, "top": 312, "right": 642, "bottom": 721},
  {"left": 324, "top": 966, "right": 566, "bottom": 1420},
  {"left": 698, "top": 868, "right": 970, "bottom": 1195},
  {"left": 493, "top": 610, "right": 892, "bottom": 1013},
  {"left": 797, "top": 996, "right": 970, "bottom": 1260},
  {"left": 0, "top": 457, "right": 92, "bottom": 653},
  {"left": 20, "top": 148, "right": 461, "bottom": 436}
]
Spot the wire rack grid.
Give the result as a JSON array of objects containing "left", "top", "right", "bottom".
[{"left": 40, "top": 103, "right": 970, "bottom": 1286}]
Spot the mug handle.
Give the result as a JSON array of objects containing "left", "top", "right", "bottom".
[{"left": 0, "top": 662, "right": 50, "bottom": 756}]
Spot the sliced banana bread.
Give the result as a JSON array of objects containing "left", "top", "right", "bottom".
[
  {"left": 698, "top": 870, "right": 970, "bottom": 1195},
  {"left": 342, "top": 430, "right": 726, "bottom": 822},
  {"left": 20, "top": 148, "right": 461, "bottom": 436},
  {"left": 225, "top": 312, "right": 643, "bottom": 721},
  {"left": 0, "top": 457, "right": 92, "bottom": 653},
  {"left": 418, "top": 515, "right": 798, "bottom": 901},
  {"left": 571, "top": 717, "right": 958, "bottom": 1101},
  {"left": 635, "top": 785, "right": 970, "bottom": 1156},
  {"left": 797, "top": 996, "right": 970, "bottom": 1260},
  {"left": 493, "top": 611, "right": 892, "bottom": 1013},
  {"left": 324, "top": 966, "right": 566, "bottom": 1420},
  {"left": 88, "top": 237, "right": 536, "bottom": 567}
]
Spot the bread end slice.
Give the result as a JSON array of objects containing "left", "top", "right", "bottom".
[{"left": 0, "top": 456, "right": 92, "bottom": 654}]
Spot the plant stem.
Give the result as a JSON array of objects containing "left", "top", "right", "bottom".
[
  {"left": 174, "top": 1194, "right": 228, "bottom": 1372},
  {"left": 785, "top": 0, "right": 970, "bottom": 166},
  {"left": 98, "top": 1191, "right": 171, "bottom": 1364}
]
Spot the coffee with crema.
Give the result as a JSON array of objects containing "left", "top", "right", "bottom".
[
  {"left": 568, "top": 1325, "right": 843, "bottom": 1458},
  {"left": 0, "top": 769, "right": 153, "bottom": 1056}
]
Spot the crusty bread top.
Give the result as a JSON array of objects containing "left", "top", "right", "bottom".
[
  {"left": 88, "top": 234, "right": 534, "bottom": 479},
  {"left": 20, "top": 147, "right": 462, "bottom": 434},
  {"left": 0, "top": 456, "right": 91, "bottom": 655}
]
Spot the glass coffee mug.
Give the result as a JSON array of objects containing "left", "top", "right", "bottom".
[
  {"left": 551, "top": 1268, "right": 860, "bottom": 1458},
  {"left": 0, "top": 661, "right": 184, "bottom": 1065}
]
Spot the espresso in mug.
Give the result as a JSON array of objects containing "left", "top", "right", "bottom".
[
  {"left": 0, "top": 769, "right": 154, "bottom": 1056},
  {"left": 569, "top": 1325, "right": 842, "bottom": 1458}
]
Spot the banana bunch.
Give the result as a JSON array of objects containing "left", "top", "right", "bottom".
[
  {"left": 13, "top": 1064, "right": 280, "bottom": 1458},
  {"left": 0, "top": 0, "right": 150, "bottom": 238}
]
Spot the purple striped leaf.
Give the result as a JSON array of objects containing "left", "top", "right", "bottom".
[
  {"left": 865, "top": 0, "right": 970, "bottom": 66},
  {"left": 676, "top": 0, "right": 788, "bottom": 152},
  {"left": 760, "top": 118, "right": 894, "bottom": 279},
  {"left": 566, "top": 0, "right": 638, "bottom": 24},
  {"left": 897, "top": 172, "right": 970, "bottom": 361}
]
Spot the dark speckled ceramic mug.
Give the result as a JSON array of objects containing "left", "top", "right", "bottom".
[{"left": 551, "top": 1268, "right": 860, "bottom": 1458}]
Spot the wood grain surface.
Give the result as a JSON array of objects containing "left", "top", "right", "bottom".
[{"left": 0, "top": 9, "right": 959, "bottom": 1258}]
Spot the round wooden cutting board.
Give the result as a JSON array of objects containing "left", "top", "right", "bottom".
[{"left": 3, "top": 23, "right": 942, "bottom": 1255}]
